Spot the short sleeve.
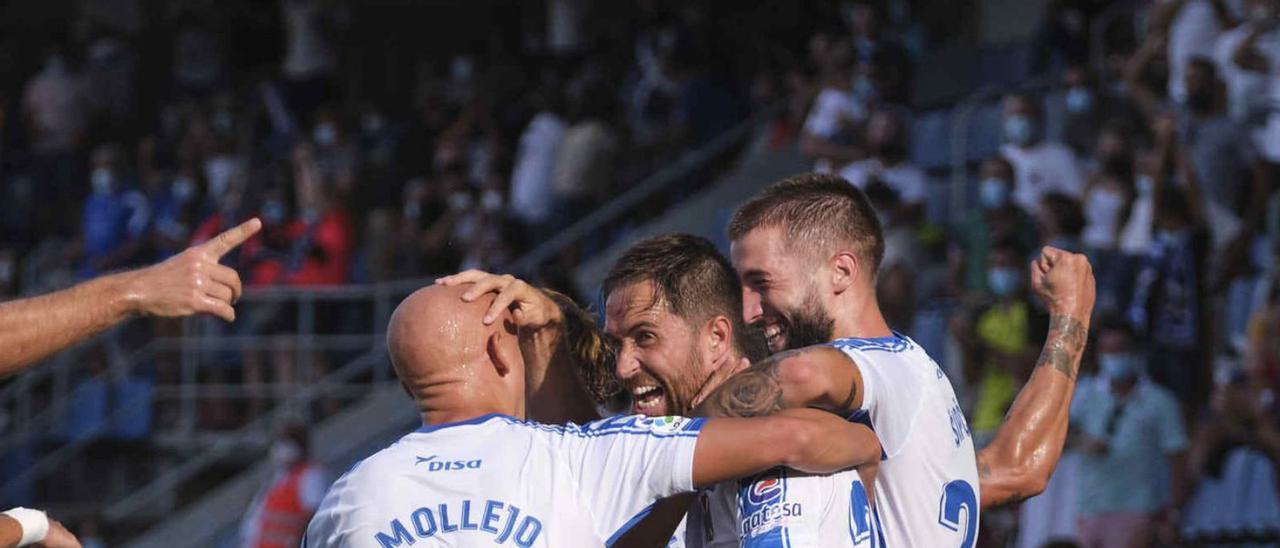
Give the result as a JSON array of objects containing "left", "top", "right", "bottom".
[
  {"left": 557, "top": 415, "right": 705, "bottom": 544},
  {"left": 831, "top": 342, "right": 922, "bottom": 458},
  {"left": 1154, "top": 390, "right": 1189, "bottom": 454}
]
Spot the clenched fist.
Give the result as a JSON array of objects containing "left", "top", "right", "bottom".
[{"left": 1029, "top": 246, "right": 1095, "bottom": 321}]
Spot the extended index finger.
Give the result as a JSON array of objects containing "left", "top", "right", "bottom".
[{"left": 200, "top": 218, "right": 262, "bottom": 258}]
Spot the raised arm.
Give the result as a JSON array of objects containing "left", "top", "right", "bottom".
[
  {"left": 0, "top": 218, "right": 261, "bottom": 376},
  {"left": 976, "top": 246, "right": 1094, "bottom": 508},
  {"left": 692, "top": 408, "right": 880, "bottom": 488}
]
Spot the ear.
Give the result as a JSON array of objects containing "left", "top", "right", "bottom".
[
  {"left": 830, "top": 251, "right": 860, "bottom": 294},
  {"left": 703, "top": 315, "right": 734, "bottom": 368},
  {"left": 487, "top": 325, "right": 522, "bottom": 377}
]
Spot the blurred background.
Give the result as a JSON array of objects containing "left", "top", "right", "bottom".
[{"left": 0, "top": 0, "right": 1277, "bottom": 546}]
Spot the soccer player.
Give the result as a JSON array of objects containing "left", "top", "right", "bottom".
[
  {"left": 303, "top": 284, "right": 881, "bottom": 547},
  {"left": 717, "top": 173, "right": 1093, "bottom": 544}
]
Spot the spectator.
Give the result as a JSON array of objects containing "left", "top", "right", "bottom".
[
  {"left": 953, "top": 156, "right": 1040, "bottom": 295},
  {"left": 1000, "top": 92, "right": 1085, "bottom": 212},
  {"left": 1162, "top": 0, "right": 1225, "bottom": 104},
  {"left": 1183, "top": 365, "right": 1280, "bottom": 536},
  {"left": 1059, "top": 63, "right": 1146, "bottom": 161},
  {"left": 1128, "top": 183, "right": 1211, "bottom": 410},
  {"left": 239, "top": 423, "right": 327, "bottom": 548},
  {"left": 1071, "top": 319, "right": 1188, "bottom": 548},
  {"left": 663, "top": 39, "right": 745, "bottom": 146},
  {"left": 1029, "top": 0, "right": 1093, "bottom": 76},
  {"left": 1212, "top": 0, "right": 1279, "bottom": 124},
  {"left": 550, "top": 78, "right": 618, "bottom": 233},
  {"left": 1128, "top": 47, "right": 1269, "bottom": 250},
  {"left": 79, "top": 143, "right": 151, "bottom": 280},
  {"left": 799, "top": 36, "right": 866, "bottom": 172},
  {"left": 508, "top": 86, "right": 567, "bottom": 243},
  {"left": 280, "top": 0, "right": 344, "bottom": 124},
  {"left": 842, "top": 1, "right": 913, "bottom": 104},
  {"left": 1081, "top": 122, "right": 1136, "bottom": 254},
  {"left": 1037, "top": 192, "right": 1086, "bottom": 254},
  {"left": 951, "top": 238, "right": 1047, "bottom": 443},
  {"left": 22, "top": 46, "right": 87, "bottom": 156},
  {"left": 838, "top": 108, "right": 926, "bottom": 219}
]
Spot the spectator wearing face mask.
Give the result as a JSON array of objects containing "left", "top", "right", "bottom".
[
  {"left": 1000, "top": 92, "right": 1085, "bottom": 213},
  {"left": 1071, "top": 319, "right": 1188, "bottom": 548},
  {"left": 843, "top": 1, "right": 912, "bottom": 104},
  {"left": 952, "top": 156, "right": 1039, "bottom": 295},
  {"left": 1128, "top": 183, "right": 1211, "bottom": 412},
  {"left": 239, "top": 423, "right": 327, "bottom": 548},
  {"left": 1082, "top": 123, "right": 1139, "bottom": 313},
  {"left": 838, "top": 108, "right": 926, "bottom": 221},
  {"left": 950, "top": 239, "right": 1048, "bottom": 444},
  {"left": 79, "top": 143, "right": 151, "bottom": 280}
]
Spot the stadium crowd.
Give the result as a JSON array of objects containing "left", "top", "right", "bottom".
[{"left": 0, "top": 0, "right": 1279, "bottom": 546}]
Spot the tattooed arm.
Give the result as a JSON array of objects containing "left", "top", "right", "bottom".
[
  {"left": 977, "top": 247, "right": 1095, "bottom": 509},
  {"left": 695, "top": 345, "right": 866, "bottom": 418}
]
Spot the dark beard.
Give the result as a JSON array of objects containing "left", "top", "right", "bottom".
[{"left": 781, "top": 292, "right": 835, "bottom": 351}]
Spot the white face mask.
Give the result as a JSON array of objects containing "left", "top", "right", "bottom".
[
  {"left": 91, "top": 168, "right": 115, "bottom": 194},
  {"left": 269, "top": 440, "right": 301, "bottom": 467}
]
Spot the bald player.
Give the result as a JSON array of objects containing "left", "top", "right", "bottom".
[{"left": 304, "top": 285, "right": 880, "bottom": 547}]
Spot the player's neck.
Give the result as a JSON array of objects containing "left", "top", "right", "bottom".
[
  {"left": 420, "top": 402, "right": 523, "bottom": 427},
  {"left": 828, "top": 291, "right": 893, "bottom": 340}
]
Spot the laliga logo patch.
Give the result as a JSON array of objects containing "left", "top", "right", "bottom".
[
  {"left": 746, "top": 474, "right": 784, "bottom": 506},
  {"left": 647, "top": 416, "right": 684, "bottom": 433}
]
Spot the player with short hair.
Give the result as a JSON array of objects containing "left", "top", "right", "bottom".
[
  {"left": 303, "top": 284, "right": 881, "bottom": 547},
  {"left": 716, "top": 172, "right": 1093, "bottom": 545}
]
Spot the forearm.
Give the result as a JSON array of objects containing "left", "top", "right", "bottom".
[
  {"left": 1168, "top": 452, "right": 1189, "bottom": 508},
  {"left": 522, "top": 294, "right": 602, "bottom": 425},
  {"left": 609, "top": 495, "right": 694, "bottom": 548},
  {"left": 0, "top": 270, "right": 141, "bottom": 375},
  {"left": 978, "top": 313, "right": 1089, "bottom": 508},
  {"left": 0, "top": 516, "right": 20, "bottom": 548},
  {"left": 785, "top": 411, "right": 880, "bottom": 474}
]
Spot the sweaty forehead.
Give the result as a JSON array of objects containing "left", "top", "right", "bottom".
[{"left": 604, "top": 281, "right": 674, "bottom": 335}]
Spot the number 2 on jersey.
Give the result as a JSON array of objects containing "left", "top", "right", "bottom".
[{"left": 937, "top": 480, "right": 977, "bottom": 548}]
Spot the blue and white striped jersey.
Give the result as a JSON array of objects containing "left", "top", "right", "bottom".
[{"left": 305, "top": 413, "right": 704, "bottom": 547}]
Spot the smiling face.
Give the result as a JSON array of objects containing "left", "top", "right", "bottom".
[
  {"left": 605, "top": 280, "right": 713, "bottom": 416},
  {"left": 732, "top": 226, "right": 836, "bottom": 353}
]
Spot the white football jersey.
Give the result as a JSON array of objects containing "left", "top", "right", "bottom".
[
  {"left": 832, "top": 333, "right": 980, "bottom": 548},
  {"left": 719, "top": 467, "right": 879, "bottom": 547},
  {"left": 305, "top": 413, "right": 704, "bottom": 547}
]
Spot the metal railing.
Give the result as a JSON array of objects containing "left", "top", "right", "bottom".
[{"left": 0, "top": 281, "right": 422, "bottom": 508}]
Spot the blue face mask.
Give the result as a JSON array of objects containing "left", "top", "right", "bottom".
[
  {"left": 1003, "top": 115, "right": 1037, "bottom": 146},
  {"left": 1099, "top": 353, "right": 1140, "bottom": 381},
  {"left": 262, "top": 200, "right": 287, "bottom": 224},
  {"left": 987, "top": 267, "right": 1022, "bottom": 297},
  {"left": 1065, "top": 87, "right": 1094, "bottom": 114},
  {"left": 980, "top": 178, "right": 1011, "bottom": 209}
]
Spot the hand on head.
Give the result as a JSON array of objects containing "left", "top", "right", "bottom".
[{"left": 387, "top": 285, "right": 524, "bottom": 417}]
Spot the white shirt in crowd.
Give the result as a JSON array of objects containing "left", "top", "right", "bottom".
[
  {"left": 838, "top": 158, "right": 928, "bottom": 205},
  {"left": 1000, "top": 141, "right": 1085, "bottom": 212},
  {"left": 1167, "top": 0, "right": 1222, "bottom": 102},
  {"left": 509, "top": 112, "right": 566, "bottom": 225},
  {"left": 803, "top": 87, "right": 868, "bottom": 173},
  {"left": 305, "top": 413, "right": 702, "bottom": 547}
]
